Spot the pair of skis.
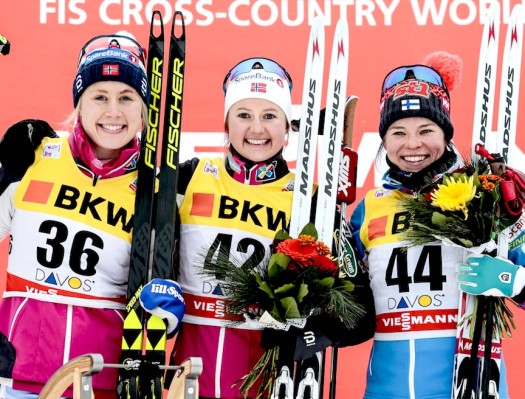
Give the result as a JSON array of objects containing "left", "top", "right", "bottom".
[
  {"left": 270, "top": 16, "right": 358, "bottom": 399},
  {"left": 453, "top": 3, "right": 524, "bottom": 399},
  {"left": 117, "top": 10, "right": 186, "bottom": 399}
]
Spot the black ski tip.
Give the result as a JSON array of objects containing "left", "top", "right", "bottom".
[
  {"left": 149, "top": 10, "right": 164, "bottom": 40},
  {"left": 171, "top": 11, "right": 186, "bottom": 40}
]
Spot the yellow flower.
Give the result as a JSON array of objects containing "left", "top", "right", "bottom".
[{"left": 431, "top": 175, "right": 477, "bottom": 219}]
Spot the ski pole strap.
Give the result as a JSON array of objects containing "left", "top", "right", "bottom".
[
  {"left": 474, "top": 143, "right": 499, "bottom": 163},
  {"left": 499, "top": 171, "right": 525, "bottom": 217},
  {"left": 475, "top": 143, "right": 505, "bottom": 176},
  {"left": 475, "top": 143, "right": 525, "bottom": 217}
]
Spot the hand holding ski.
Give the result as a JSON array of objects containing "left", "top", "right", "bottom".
[
  {"left": 273, "top": 17, "right": 356, "bottom": 399},
  {"left": 453, "top": 3, "right": 524, "bottom": 399},
  {"left": 117, "top": 10, "right": 187, "bottom": 399}
]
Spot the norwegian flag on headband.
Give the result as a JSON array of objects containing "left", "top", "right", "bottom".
[
  {"left": 251, "top": 82, "right": 267, "bottom": 93},
  {"left": 102, "top": 64, "right": 120, "bottom": 76}
]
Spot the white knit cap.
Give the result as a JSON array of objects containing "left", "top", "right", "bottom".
[{"left": 224, "top": 69, "right": 292, "bottom": 123}]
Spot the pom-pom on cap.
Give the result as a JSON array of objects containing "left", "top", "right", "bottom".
[
  {"left": 422, "top": 51, "right": 463, "bottom": 91},
  {"left": 379, "top": 51, "right": 463, "bottom": 141}
]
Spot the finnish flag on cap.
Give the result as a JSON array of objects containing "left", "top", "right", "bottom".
[{"left": 401, "top": 99, "right": 420, "bottom": 111}]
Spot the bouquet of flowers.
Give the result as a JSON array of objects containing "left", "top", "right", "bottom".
[
  {"left": 399, "top": 150, "right": 518, "bottom": 337},
  {"left": 202, "top": 222, "right": 364, "bottom": 398}
]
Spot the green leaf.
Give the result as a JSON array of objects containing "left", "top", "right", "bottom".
[
  {"left": 297, "top": 282, "right": 309, "bottom": 302},
  {"left": 268, "top": 253, "right": 289, "bottom": 277},
  {"left": 252, "top": 270, "right": 263, "bottom": 284},
  {"left": 431, "top": 212, "right": 455, "bottom": 225},
  {"left": 271, "top": 302, "right": 283, "bottom": 321},
  {"left": 472, "top": 172, "right": 480, "bottom": 186},
  {"left": 275, "top": 229, "right": 291, "bottom": 240},
  {"left": 280, "top": 296, "right": 301, "bottom": 319},
  {"left": 258, "top": 281, "right": 275, "bottom": 298},
  {"left": 300, "top": 222, "right": 318, "bottom": 239},
  {"left": 338, "top": 279, "right": 355, "bottom": 292},
  {"left": 274, "top": 283, "right": 295, "bottom": 296},
  {"left": 317, "top": 276, "right": 335, "bottom": 289}
]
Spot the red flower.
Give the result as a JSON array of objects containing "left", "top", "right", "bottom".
[
  {"left": 276, "top": 235, "right": 319, "bottom": 265},
  {"left": 312, "top": 254, "right": 339, "bottom": 276},
  {"left": 276, "top": 235, "right": 338, "bottom": 276}
]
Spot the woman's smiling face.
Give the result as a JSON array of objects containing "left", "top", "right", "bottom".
[
  {"left": 226, "top": 98, "right": 288, "bottom": 162},
  {"left": 78, "top": 81, "right": 143, "bottom": 160},
  {"left": 383, "top": 117, "right": 447, "bottom": 173}
]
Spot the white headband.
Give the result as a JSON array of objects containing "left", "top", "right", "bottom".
[{"left": 224, "top": 69, "right": 292, "bottom": 123}]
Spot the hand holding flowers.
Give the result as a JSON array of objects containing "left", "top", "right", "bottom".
[
  {"left": 400, "top": 158, "right": 511, "bottom": 249},
  {"left": 202, "top": 222, "right": 364, "bottom": 398},
  {"left": 399, "top": 150, "right": 521, "bottom": 338}
]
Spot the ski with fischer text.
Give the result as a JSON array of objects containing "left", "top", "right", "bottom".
[
  {"left": 453, "top": 3, "right": 524, "bottom": 399},
  {"left": 117, "top": 10, "right": 186, "bottom": 399}
]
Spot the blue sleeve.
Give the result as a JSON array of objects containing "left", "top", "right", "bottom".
[
  {"left": 507, "top": 226, "right": 525, "bottom": 307},
  {"left": 349, "top": 197, "right": 366, "bottom": 261}
]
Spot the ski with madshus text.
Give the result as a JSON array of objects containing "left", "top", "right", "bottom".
[
  {"left": 116, "top": 10, "right": 186, "bottom": 399},
  {"left": 269, "top": 16, "right": 351, "bottom": 399},
  {"left": 328, "top": 96, "right": 359, "bottom": 399},
  {"left": 452, "top": 3, "right": 524, "bottom": 399}
]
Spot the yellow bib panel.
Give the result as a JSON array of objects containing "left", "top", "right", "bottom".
[
  {"left": 7, "top": 137, "right": 137, "bottom": 309},
  {"left": 178, "top": 158, "right": 295, "bottom": 327}
]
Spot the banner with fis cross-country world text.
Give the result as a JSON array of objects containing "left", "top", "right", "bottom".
[{"left": 1, "top": 1, "right": 525, "bottom": 398}]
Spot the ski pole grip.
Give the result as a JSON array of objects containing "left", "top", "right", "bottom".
[{"left": 343, "top": 95, "right": 358, "bottom": 146}]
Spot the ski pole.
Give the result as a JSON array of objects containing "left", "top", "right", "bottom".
[{"left": 330, "top": 96, "right": 359, "bottom": 399}]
